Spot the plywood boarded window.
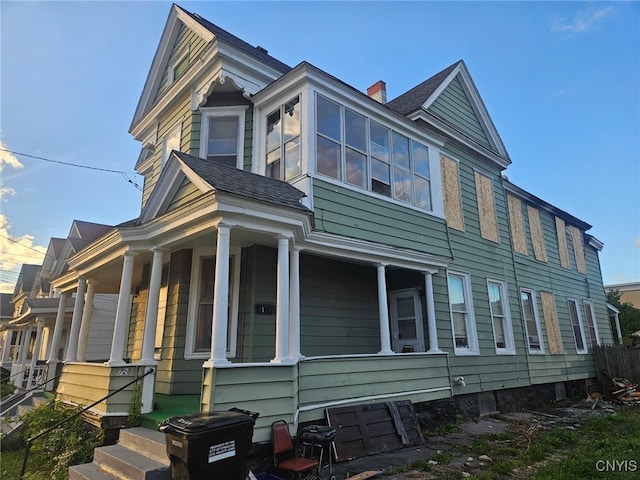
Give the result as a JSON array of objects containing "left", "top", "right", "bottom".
[
  {"left": 555, "top": 217, "right": 571, "bottom": 269},
  {"left": 440, "top": 155, "right": 464, "bottom": 231},
  {"left": 507, "top": 193, "right": 527, "bottom": 255},
  {"left": 540, "top": 291, "right": 563, "bottom": 354},
  {"left": 475, "top": 172, "right": 499, "bottom": 243},
  {"left": 570, "top": 225, "right": 586, "bottom": 274},
  {"left": 527, "top": 205, "right": 548, "bottom": 262}
]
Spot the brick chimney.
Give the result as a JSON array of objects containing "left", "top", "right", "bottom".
[{"left": 367, "top": 80, "right": 387, "bottom": 104}]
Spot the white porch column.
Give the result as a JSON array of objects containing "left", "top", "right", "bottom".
[
  {"left": 288, "top": 246, "right": 301, "bottom": 361},
  {"left": 1, "top": 329, "right": 14, "bottom": 367},
  {"left": 28, "top": 318, "right": 44, "bottom": 388},
  {"left": 107, "top": 251, "right": 136, "bottom": 366},
  {"left": 139, "top": 248, "right": 164, "bottom": 414},
  {"left": 77, "top": 280, "right": 97, "bottom": 362},
  {"left": 45, "top": 292, "right": 68, "bottom": 390},
  {"left": 377, "top": 264, "right": 393, "bottom": 355},
  {"left": 17, "top": 325, "right": 33, "bottom": 387},
  {"left": 9, "top": 329, "right": 23, "bottom": 385},
  {"left": 423, "top": 270, "right": 442, "bottom": 353},
  {"left": 65, "top": 277, "right": 86, "bottom": 362},
  {"left": 141, "top": 248, "right": 165, "bottom": 363},
  {"left": 272, "top": 235, "right": 291, "bottom": 364},
  {"left": 206, "top": 224, "right": 231, "bottom": 367}
]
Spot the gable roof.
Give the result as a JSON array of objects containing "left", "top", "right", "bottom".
[
  {"left": 70, "top": 220, "right": 113, "bottom": 240},
  {"left": 183, "top": 7, "right": 291, "bottom": 75},
  {"left": 139, "top": 151, "right": 311, "bottom": 223},
  {"left": 388, "top": 60, "right": 510, "bottom": 168},
  {"left": 173, "top": 151, "right": 310, "bottom": 212},
  {"left": 0, "top": 293, "right": 13, "bottom": 319},
  {"left": 387, "top": 61, "right": 460, "bottom": 116},
  {"left": 131, "top": 4, "right": 290, "bottom": 132},
  {"left": 13, "top": 264, "right": 41, "bottom": 298}
]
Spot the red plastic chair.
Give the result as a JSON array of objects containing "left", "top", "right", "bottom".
[{"left": 271, "top": 420, "right": 319, "bottom": 479}]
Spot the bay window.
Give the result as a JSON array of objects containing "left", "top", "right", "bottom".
[{"left": 266, "top": 96, "right": 301, "bottom": 180}]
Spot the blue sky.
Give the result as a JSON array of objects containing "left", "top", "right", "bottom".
[{"left": 1, "top": 1, "right": 638, "bottom": 293}]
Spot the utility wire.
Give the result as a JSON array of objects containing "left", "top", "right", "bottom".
[
  {"left": 1, "top": 148, "right": 142, "bottom": 191},
  {"left": 1, "top": 148, "right": 134, "bottom": 174},
  {"left": 0, "top": 234, "right": 47, "bottom": 256}
]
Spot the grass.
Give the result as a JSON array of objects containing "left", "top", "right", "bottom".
[
  {"left": 390, "top": 407, "right": 640, "bottom": 480},
  {"left": 1, "top": 382, "right": 16, "bottom": 398}
]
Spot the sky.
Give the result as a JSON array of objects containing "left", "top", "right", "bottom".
[{"left": 0, "top": 0, "right": 638, "bottom": 294}]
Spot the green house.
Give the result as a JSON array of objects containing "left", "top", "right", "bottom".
[{"left": 46, "top": 4, "right": 612, "bottom": 442}]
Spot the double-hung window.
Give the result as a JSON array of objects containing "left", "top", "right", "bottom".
[
  {"left": 315, "top": 94, "right": 432, "bottom": 210},
  {"left": 161, "top": 123, "right": 182, "bottom": 168},
  {"left": 200, "top": 107, "right": 246, "bottom": 168},
  {"left": 186, "top": 247, "right": 241, "bottom": 359},
  {"left": 487, "top": 280, "right": 515, "bottom": 354},
  {"left": 447, "top": 272, "right": 478, "bottom": 354},
  {"left": 567, "top": 298, "right": 588, "bottom": 354},
  {"left": 583, "top": 300, "right": 600, "bottom": 347},
  {"left": 266, "top": 96, "right": 301, "bottom": 180},
  {"left": 520, "top": 289, "right": 544, "bottom": 354}
]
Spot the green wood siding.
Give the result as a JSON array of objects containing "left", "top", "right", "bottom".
[
  {"left": 155, "top": 249, "right": 203, "bottom": 395},
  {"left": 428, "top": 75, "right": 491, "bottom": 149},
  {"left": 141, "top": 95, "right": 195, "bottom": 208},
  {"left": 165, "top": 177, "right": 201, "bottom": 213},
  {"left": 204, "top": 365, "right": 297, "bottom": 442},
  {"left": 312, "top": 179, "right": 452, "bottom": 259},
  {"left": 300, "top": 254, "right": 380, "bottom": 356},
  {"left": 298, "top": 355, "right": 451, "bottom": 423},
  {"left": 155, "top": 22, "right": 208, "bottom": 101},
  {"left": 439, "top": 143, "right": 531, "bottom": 392}
]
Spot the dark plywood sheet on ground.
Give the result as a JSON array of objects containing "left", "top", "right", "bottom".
[{"left": 326, "top": 400, "right": 423, "bottom": 462}]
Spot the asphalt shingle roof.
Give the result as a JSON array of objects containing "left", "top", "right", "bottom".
[
  {"left": 173, "top": 151, "right": 310, "bottom": 213},
  {"left": 387, "top": 61, "right": 461, "bottom": 116},
  {"left": 182, "top": 6, "right": 292, "bottom": 75}
]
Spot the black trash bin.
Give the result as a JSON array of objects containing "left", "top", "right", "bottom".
[{"left": 160, "top": 409, "right": 258, "bottom": 480}]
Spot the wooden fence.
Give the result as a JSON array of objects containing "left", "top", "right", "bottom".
[{"left": 594, "top": 345, "right": 640, "bottom": 393}]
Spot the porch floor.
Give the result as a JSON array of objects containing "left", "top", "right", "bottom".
[{"left": 141, "top": 394, "right": 200, "bottom": 430}]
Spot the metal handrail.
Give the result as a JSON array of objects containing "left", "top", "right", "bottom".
[
  {"left": 19, "top": 367, "right": 155, "bottom": 479},
  {"left": 0, "top": 370, "right": 63, "bottom": 416}
]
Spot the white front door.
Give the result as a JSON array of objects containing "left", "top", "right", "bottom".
[{"left": 389, "top": 289, "right": 425, "bottom": 353}]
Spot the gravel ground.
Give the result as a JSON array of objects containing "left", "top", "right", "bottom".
[{"left": 325, "top": 400, "right": 619, "bottom": 480}]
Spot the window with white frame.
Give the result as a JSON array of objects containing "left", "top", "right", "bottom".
[
  {"left": 520, "top": 289, "right": 544, "bottom": 354},
  {"left": 200, "top": 107, "right": 246, "bottom": 168},
  {"left": 567, "top": 298, "right": 588, "bottom": 354},
  {"left": 266, "top": 96, "right": 301, "bottom": 181},
  {"left": 487, "top": 280, "right": 515, "bottom": 354},
  {"left": 316, "top": 94, "right": 432, "bottom": 210},
  {"left": 447, "top": 272, "right": 478, "bottom": 354},
  {"left": 185, "top": 247, "right": 241, "bottom": 359},
  {"left": 582, "top": 300, "right": 600, "bottom": 348},
  {"left": 162, "top": 123, "right": 182, "bottom": 168}
]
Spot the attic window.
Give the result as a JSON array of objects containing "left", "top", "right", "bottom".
[{"left": 171, "top": 55, "right": 189, "bottom": 83}]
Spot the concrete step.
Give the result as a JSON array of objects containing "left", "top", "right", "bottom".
[
  {"left": 118, "top": 427, "right": 170, "bottom": 466},
  {"left": 93, "top": 444, "right": 170, "bottom": 480},
  {"left": 69, "top": 462, "right": 119, "bottom": 480}
]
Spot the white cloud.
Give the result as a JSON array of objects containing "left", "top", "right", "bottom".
[
  {"left": 551, "top": 6, "right": 614, "bottom": 33},
  {"left": 0, "top": 214, "right": 46, "bottom": 271},
  {"left": 0, "top": 282, "right": 16, "bottom": 294},
  {"left": 0, "top": 187, "right": 16, "bottom": 200},
  {"left": 0, "top": 140, "right": 24, "bottom": 171}
]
